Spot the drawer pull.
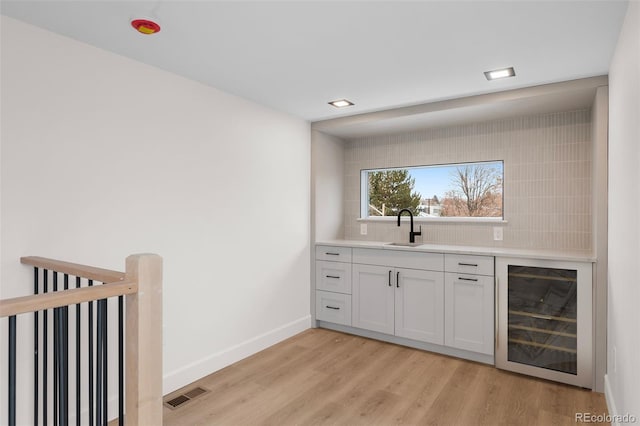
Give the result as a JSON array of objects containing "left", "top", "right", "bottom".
[
  {"left": 326, "top": 305, "right": 340, "bottom": 310},
  {"left": 325, "top": 252, "right": 340, "bottom": 256},
  {"left": 496, "top": 277, "right": 499, "bottom": 348},
  {"left": 325, "top": 275, "right": 341, "bottom": 279},
  {"left": 458, "top": 262, "right": 478, "bottom": 267},
  {"left": 458, "top": 277, "right": 478, "bottom": 282}
]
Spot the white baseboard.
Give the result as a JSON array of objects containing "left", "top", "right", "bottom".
[
  {"left": 604, "top": 374, "right": 619, "bottom": 426},
  {"left": 162, "top": 315, "right": 311, "bottom": 394}
]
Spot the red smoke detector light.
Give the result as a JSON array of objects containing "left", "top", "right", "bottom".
[{"left": 131, "top": 19, "right": 161, "bottom": 35}]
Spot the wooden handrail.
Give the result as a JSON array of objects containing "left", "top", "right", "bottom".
[
  {"left": 0, "top": 280, "right": 137, "bottom": 318},
  {"left": 4, "top": 253, "right": 163, "bottom": 424},
  {"left": 21, "top": 256, "right": 125, "bottom": 283}
]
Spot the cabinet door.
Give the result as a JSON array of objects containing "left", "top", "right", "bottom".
[
  {"left": 352, "top": 264, "right": 394, "bottom": 335},
  {"left": 395, "top": 268, "right": 444, "bottom": 344},
  {"left": 444, "top": 273, "right": 494, "bottom": 355}
]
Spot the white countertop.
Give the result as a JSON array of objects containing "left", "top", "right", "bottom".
[{"left": 316, "top": 240, "right": 596, "bottom": 262}]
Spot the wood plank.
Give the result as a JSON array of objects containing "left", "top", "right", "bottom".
[
  {"left": 389, "top": 355, "right": 461, "bottom": 425},
  {"left": 162, "top": 328, "right": 609, "bottom": 426},
  {"left": 0, "top": 281, "right": 137, "bottom": 317},
  {"left": 21, "top": 256, "right": 125, "bottom": 283}
]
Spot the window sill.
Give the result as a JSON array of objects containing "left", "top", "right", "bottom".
[{"left": 357, "top": 216, "right": 508, "bottom": 224}]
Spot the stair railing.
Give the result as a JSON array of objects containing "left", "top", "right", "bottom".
[{"left": 1, "top": 253, "right": 163, "bottom": 426}]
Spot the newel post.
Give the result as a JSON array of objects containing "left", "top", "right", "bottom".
[{"left": 125, "top": 254, "right": 163, "bottom": 426}]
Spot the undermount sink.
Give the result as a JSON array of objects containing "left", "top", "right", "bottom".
[{"left": 386, "top": 242, "right": 424, "bottom": 247}]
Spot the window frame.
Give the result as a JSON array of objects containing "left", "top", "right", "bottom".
[{"left": 360, "top": 160, "right": 505, "bottom": 222}]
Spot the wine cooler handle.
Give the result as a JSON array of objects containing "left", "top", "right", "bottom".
[{"left": 495, "top": 276, "right": 499, "bottom": 349}]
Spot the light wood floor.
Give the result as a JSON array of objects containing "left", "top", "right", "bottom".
[{"left": 163, "top": 328, "right": 608, "bottom": 426}]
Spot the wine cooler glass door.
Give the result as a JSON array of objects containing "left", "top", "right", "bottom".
[
  {"left": 496, "top": 257, "right": 592, "bottom": 388},
  {"left": 507, "top": 265, "right": 577, "bottom": 374}
]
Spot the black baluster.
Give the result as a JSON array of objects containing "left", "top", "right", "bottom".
[
  {"left": 54, "top": 273, "right": 58, "bottom": 426},
  {"left": 118, "top": 295, "right": 124, "bottom": 426},
  {"left": 60, "top": 306, "right": 68, "bottom": 426},
  {"left": 63, "top": 275, "right": 69, "bottom": 426},
  {"left": 9, "top": 315, "right": 17, "bottom": 426},
  {"left": 96, "top": 299, "right": 103, "bottom": 426},
  {"left": 34, "top": 267, "right": 39, "bottom": 426},
  {"left": 76, "top": 276, "right": 81, "bottom": 426},
  {"left": 54, "top": 307, "right": 60, "bottom": 426},
  {"left": 88, "top": 280, "right": 94, "bottom": 426},
  {"left": 103, "top": 298, "right": 108, "bottom": 426},
  {"left": 43, "top": 269, "right": 48, "bottom": 426}
]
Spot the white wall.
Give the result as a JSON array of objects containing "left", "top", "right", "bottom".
[
  {"left": 591, "top": 86, "right": 609, "bottom": 393},
  {"left": 342, "top": 111, "right": 593, "bottom": 251},
  {"left": 312, "top": 130, "right": 345, "bottom": 242},
  {"left": 0, "top": 16, "right": 310, "bottom": 421},
  {"left": 606, "top": 1, "right": 640, "bottom": 421}
]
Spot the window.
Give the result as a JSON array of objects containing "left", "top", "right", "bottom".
[{"left": 361, "top": 161, "right": 503, "bottom": 219}]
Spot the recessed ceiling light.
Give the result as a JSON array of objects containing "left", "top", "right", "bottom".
[
  {"left": 328, "top": 99, "right": 354, "bottom": 108},
  {"left": 484, "top": 67, "right": 516, "bottom": 81}
]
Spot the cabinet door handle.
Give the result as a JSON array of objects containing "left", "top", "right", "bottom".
[
  {"left": 388, "top": 270, "right": 392, "bottom": 286},
  {"left": 495, "top": 277, "right": 499, "bottom": 349},
  {"left": 325, "top": 252, "right": 340, "bottom": 256},
  {"left": 458, "top": 277, "right": 478, "bottom": 282},
  {"left": 458, "top": 262, "right": 478, "bottom": 267},
  {"left": 325, "top": 275, "right": 340, "bottom": 279},
  {"left": 326, "top": 305, "right": 340, "bottom": 310},
  {"left": 396, "top": 271, "right": 400, "bottom": 288}
]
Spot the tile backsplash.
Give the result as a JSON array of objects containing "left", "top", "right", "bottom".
[{"left": 343, "top": 109, "right": 593, "bottom": 252}]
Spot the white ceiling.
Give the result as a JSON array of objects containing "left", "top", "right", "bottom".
[{"left": 1, "top": 1, "right": 628, "bottom": 122}]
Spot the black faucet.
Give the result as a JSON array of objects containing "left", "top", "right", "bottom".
[{"left": 397, "top": 209, "right": 422, "bottom": 243}]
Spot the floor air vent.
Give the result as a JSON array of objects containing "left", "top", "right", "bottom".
[
  {"left": 184, "top": 387, "right": 207, "bottom": 399},
  {"left": 164, "top": 386, "right": 209, "bottom": 410}
]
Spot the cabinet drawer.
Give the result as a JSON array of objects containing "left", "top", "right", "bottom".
[
  {"left": 316, "top": 261, "right": 352, "bottom": 294},
  {"left": 316, "top": 245, "right": 352, "bottom": 263},
  {"left": 316, "top": 291, "right": 352, "bottom": 326},
  {"left": 353, "top": 248, "right": 443, "bottom": 271},
  {"left": 445, "top": 254, "right": 494, "bottom": 276}
]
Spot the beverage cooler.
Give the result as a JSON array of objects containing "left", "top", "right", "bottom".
[{"left": 495, "top": 257, "right": 592, "bottom": 388}]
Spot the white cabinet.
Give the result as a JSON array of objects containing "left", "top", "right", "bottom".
[
  {"left": 316, "top": 260, "right": 352, "bottom": 294},
  {"left": 445, "top": 253, "right": 494, "bottom": 276},
  {"left": 316, "top": 245, "right": 352, "bottom": 263},
  {"left": 352, "top": 264, "right": 394, "bottom": 334},
  {"left": 314, "top": 244, "right": 496, "bottom": 362},
  {"left": 395, "top": 268, "right": 444, "bottom": 344},
  {"left": 444, "top": 273, "right": 494, "bottom": 354},
  {"left": 444, "top": 254, "right": 494, "bottom": 356},
  {"left": 316, "top": 291, "right": 352, "bottom": 326},
  {"left": 315, "top": 245, "right": 353, "bottom": 326},
  {"left": 352, "top": 255, "right": 444, "bottom": 345}
]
